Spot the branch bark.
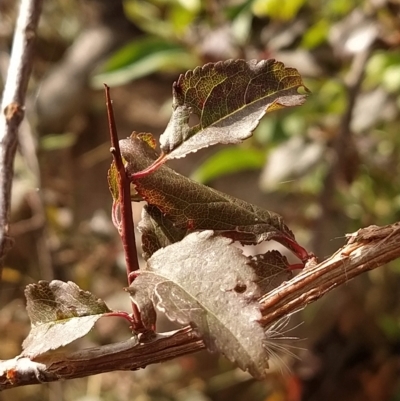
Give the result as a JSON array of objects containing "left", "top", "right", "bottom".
[
  {"left": 0, "top": 0, "right": 43, "bottom": 270},
  {"left": 311, "top": 47, "right": 372, "bottom": 255},
  {"left": 1, "top": 221, "right": 399, "bottom": 390}
]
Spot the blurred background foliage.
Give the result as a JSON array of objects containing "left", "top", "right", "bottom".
[{"left": 1, "top": 0, "right": 400, "bottom": 400}]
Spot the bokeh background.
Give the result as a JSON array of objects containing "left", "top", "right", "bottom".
[{"left": 1, "top": 0, "right": 400, "bottom": 400}]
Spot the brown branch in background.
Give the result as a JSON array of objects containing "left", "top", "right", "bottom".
[
  {"left": 0, "top": 0, "right": 43, "bottom": 272},
  {"left": 1, "top": 221, "right": 399, "bottom": 390},
  {"left": 0, "top": 48, "right": 54, "bottom": 281},
  {"left": 311, "top": 48, "right": 372, "bottom": 255}
]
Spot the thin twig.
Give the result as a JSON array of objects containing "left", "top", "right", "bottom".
[
  {"left": 0, "top": 0, "right": 43, "bottom": 271},
  {"left": 0, "top": 221, "right": 399, "bottom": 390}
]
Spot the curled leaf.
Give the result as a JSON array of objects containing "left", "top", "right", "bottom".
[
  {"left": 22, "top": 281, "right": 111, "bottom": 358},
  {"left": 160, "top": 59, "right": 309, "bottom": 159}
]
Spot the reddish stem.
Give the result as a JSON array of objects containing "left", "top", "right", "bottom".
[
  {"left": 131, "top": 153, "right": 167, "bottom": 179},
  {"left": 275, "top": 235, "right": 314, "bottom": 264},
  {"left": 104, "top": 85, "right": 139, "bottom": 281},
  {"left": 104, "top": 84, "right": 144, "bottom": 331},
  {"left": 287, "top": 263, "right": 305, "bottom": 271},
  {"left": 103, "top": 311, "right": 136, "bottom": 325}
]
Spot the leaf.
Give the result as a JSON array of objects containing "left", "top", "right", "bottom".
[
  {"left": 248, "top": 251, "right": 293, "bottom": 294},
  {"left": 22, "top": 281, "right": 111, "bottom": 358},
  {"left": 138, "top": 205, "right": 187, "bottom": 260},
  {"left": 160, "top": 59, "right": 309, "bottom": 160},
  {"left": 252, "top": 0, "right": 306, "bottom": 20},
  {"left": 190, "top": 146, "right": 266, "bottom": 184},
  {"left": 120, "top": 134, "right": 310, "bottom": 262},
  {"left": 128, "top": 231, "right": 273, "bottom": 379},
  {"left": 40, "top": 132, "right": 77, "bottom": 150},
  {"left": 107, "top": 161, "right": 119, "bottom": 201},
  {"left": 91, "top": 37, "right": 197, "bottom": 88},
  {"left": 138, "top": 206, "right": 294, "bottom": 291}
]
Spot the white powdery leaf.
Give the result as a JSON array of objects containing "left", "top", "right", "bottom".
[
  {"left": 128, "top": 231, "right": 272, "bottom": 378},
  {"left": 22, "top": 315, "right": 103, "bottom": 357},
  {"left": 22, "top": 280, "right": 110, "bottom": 358}
]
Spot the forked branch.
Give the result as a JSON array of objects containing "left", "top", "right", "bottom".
[{"left": 1, "top": 222, "right": 399, "bottom": 390}]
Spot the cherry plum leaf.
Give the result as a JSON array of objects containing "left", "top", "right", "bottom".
[
  {"left": 107, "top": 161, "right": 119, "bottom": 202},
  {"left": 160, "top": 59, "right": 309, "bottom": 159},
  {"left": 138, "top": 204, "right": 187, "bottom": 260},
  {"left": 248, "top": 250, "right": 293, "bottom": 294},
  {"left": 120, "top": 134, "right": 310, "bottom": 263},
  {"left": 22, "top": 280, "right": 111, "bottom": 358},
  {"left": 128, "top": 231, "right": 273, "bottom": 379}
]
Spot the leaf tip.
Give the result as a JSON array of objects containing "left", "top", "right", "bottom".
[{"left": 134, "top": 131, "right": 157, "bottom": 150}]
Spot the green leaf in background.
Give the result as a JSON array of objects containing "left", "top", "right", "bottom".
[
  {"left": 252, "top": 0, "right": 306, "bottom": 20},
  {"left": 378, "top": 314, "right": 400, "bottom": 342},
  {"left": 123, "top": 0, "right": 200, "bottom": 38},
  {"left": 365, "top": 51, "right": 400, "bottom": 89},
  {"left": 40, "top": 132, "right": 77, "bottom": 151},
  {"left": 224, "top": 0, "right": 253, "bottom": 45},
  {"left": 326, "top": 0, "right": 355, "bottom": 17},
  {"left": 225, "top": 0, "right": 254, "bottom": 20},
  {"left": 168, "top": 2, "right": 199, "bottom": 34},
  {"left": 191, "top": 146, "right": 266, "bottom": 184},
  {"left": 91, "top": 37, "right": 198, "bottom": 88},
  {"left": 301, "top": 19, "right": 329, "bottom": 49}
]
